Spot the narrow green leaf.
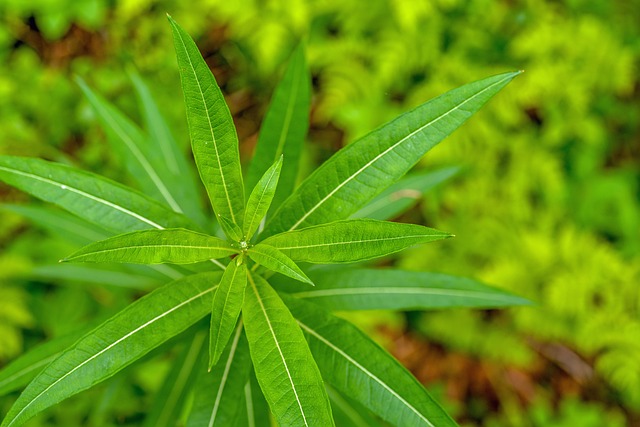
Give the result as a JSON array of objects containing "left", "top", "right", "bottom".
[
  {"left": 352, "top": 167, "right": 459, "bottom": 220},
  {"left": 188, "top": 323, "right": 252, "bottom": 427},
  {"left": 326, "top": 385, "right": 385, "bottom": 427},
  {"left": 129, "top": 69, "right": 208, "bottom": 227},
  {"left": 1, "top": 204, "right": 109, "bottom": 245},
  {"left": 209, "top": 262, "right": 247, "bottom": 368},
  {"left": 243, "top": 273, "right": 334, "bottom": 426},
  {"left": 143, "top": 331, "right": 207, "bottom": 427},
  {"left": 2, "top": 203, "right": 188, "bottom": 281},
  {"left": 264, "top": 71, "right": 521, "bottom": 236},
  {"left": 246, "top": 44, "right": 310, "bottom": 216},
  {"left": 261, "top": 219, "right": 451, "bottom": 264},
  {"left": 277, "top": 268, "right": 531, "bottom": 310},
  {"left": 1, "top": 271, "right": 222, "bottom": 427},
  {"left": 168, "top": 16, "right": 245, "bottom": 225},
  {"left": 218, "top": 213, "right": 243, "bottom": 242},
  {"left": 29, "top": 264, "right": 162, "bottom": 290},
  {"left": 0, "top": 327, "right": 92, "bottom": 396},
  {"left": 0, "top": 156, "right": 196, "bottom": 234},
  {"left": 284, "top": 296, "right": 458, "bottom": 427},
  {"left": 76, "top": 77, "right": 184, "bottom": 212},
  {"left": 62, "top": 228, "right": 238, "bottom": 264},
  {"left": 244, "top": 156, "right": 283, "bottom": 241},
  {"left": 248, "top": 244, "right": 313, "bottom": 285},
  {"left": 238, "top": 372, "right": 272, "bottom": 427}
]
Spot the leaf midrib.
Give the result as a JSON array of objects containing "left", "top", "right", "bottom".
[
  {"left": 173, "top": 26, "right": 237, "bottom": 223},
  {"left": 89, "top": 95, "right": 182, "bottom": 213},
  {"left": 247, "top": 273, "right": 309, "bottom": 427},
  {"left": 212, "top": 267, "right": 242, "bottom": 360},
  {"left": 67, "top": 243, "right": 237, "bottom": 261},
  {"left": 245, "top": 166, "right": 279, "bottom": 238},
  {"left": 155, "top": 332, "right": 205, "bottom": 427},
  {"left": 0, "top": 166, "right": 164, "bottom": 229},
  {"left": 271, "top": 233, "right": 444, "bottom": 250},
  {"left": 293, "top": 287, "right": 519, "bottom": 302},
  {"left": 5, "top": 285, "right": 218, "bottom": 427},
  {"left": 0, "top": 356, "right": 56, "bottom": 392},
  {"left": 209, "top": 322, "right": 244, "bottom": 427},
  {"left": 297, "top": 320, "right": 435, "bottom": 427},
  {"left": 288, "top": 74, "right": 514, "bottom": 231},
  {"left": 250, "top": 246, "right": 299, "bottom": 279}
]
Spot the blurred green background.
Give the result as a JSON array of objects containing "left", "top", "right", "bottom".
[{"left": 0, "top": 0, "right": 638, "bottom": 425}]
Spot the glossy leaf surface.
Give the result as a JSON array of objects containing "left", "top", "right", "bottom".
[
  {"left": 0, "top": 156, "right": 195, "bottom": 233},
  {"left": 169, "top": 16, "right": 245, "bottom": 225},
  {"left": 1, "top": 272, "right": 222, "bottom": 427},
  {"left": 352, "top": 167, "right": 459, "bottom": 220},
  {"left": 278, "top": 268, "right": 531, "bottom": 310},
  {"left": 209, "top": 261, "right": 247, "bottom": 368},
  {"left": 217, "top": 214, "right": 243, "bottom": 242},
  {"left": 248, "top": 243, "right": 313, "bottom": 285},
  {"left": 244, "top": 156, "right": 283, "bottom": 240},
  {"left": 265, "top": 72, "right": 520, "bottom": 236},
  {"left": 285, "top": 296, "right": 458, "bottom": 427},
  {"left": 262, "top": 219, "right": 451, "bottom": 263},
  {"left": 243, "top": 273, "right": 333, "bottom": 426},
  {"left": 188, "top": 324, "right": 252, "bottom": 427},
  {"left": 62, "top": 228, "right": 237, "bottom": 264},
  {"left": 0, "top": 327, "right": 92, "bottom": 396}
]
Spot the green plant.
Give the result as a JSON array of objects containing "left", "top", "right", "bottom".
[{"left": 0, "top": 17, "right": 525, "bottom": 426}]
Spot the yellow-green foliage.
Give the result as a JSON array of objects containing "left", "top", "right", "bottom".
[
  {"left": 0, "top": 257, "right": 33, "bottom": 362},
  {"left": 0, "top": 0, "right": 638, "bottom": 421}
]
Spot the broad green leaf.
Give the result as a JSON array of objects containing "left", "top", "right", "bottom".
[
  {"left": 248, "top": 244, "right": 313, "bottom": 285},
  {"left": 284, "top": 296, "right": 458, "bottom": 427},
  {"left": 1, "top": 204, "right": 109, "bottom": 245},
  {"left": 168, "top": 16, "right": 245, "bottom": 225},
  {"left": 143, "top": 331, "right": 207, "bottom": 427},
  {"left": 243, "top": 273, "right": 333, "bottom": 426},
  {"left": 29, "top": 264, "right": 162, "bottom": 290},
  {"left": 218, "top": 213, "right": 243, "bottom": 242},
  {"left": 76, "top": 78, "right": 184, "bottom": 212},
  {"left": 1, "top": 272, "right": 222, "bottom": 427},
  {"left": 244, "top": 156, "right": 283, "bottom": 241},
  {"left": 0, "top": 326, "right": 92, "bottom": 396},
  {"left": 352, "top": 167, "right": 459, "bottom": 220},
  {"left": 129, "top": 69, "right": 208, "bottom": 227},
  {"left": 62, "top": 228, "right": 238, "bottom": 264},
  {"left": 261, "top": 219, "right": 451, "bottom": 264},
  {"left": 188, "top": 323, "right": 252, "bottom": 427},
  {"left": 246, "top": 44, "right": 310, "bottom": 217},
  {"left": 326, "top": 385, "right": 384, "bottom": 427},
  {"left": 276, "top": 268, "right": 531, "bottom": 311},
  {"left": 264, "top": 72, "right": 521, "bottom": 236},
  {"left": 209, "top": 261, "right": 247, "bottom": 368},
  {"left": 0, "top": 156, "right": 196, "bottom": 234}
]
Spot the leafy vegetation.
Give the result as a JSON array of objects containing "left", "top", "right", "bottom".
[
  {"left": 0, "top": 15, "right": 526, "bottom": 427},
  {"left": 0, "top": 0, "right": 638, "bottom": 425}
]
